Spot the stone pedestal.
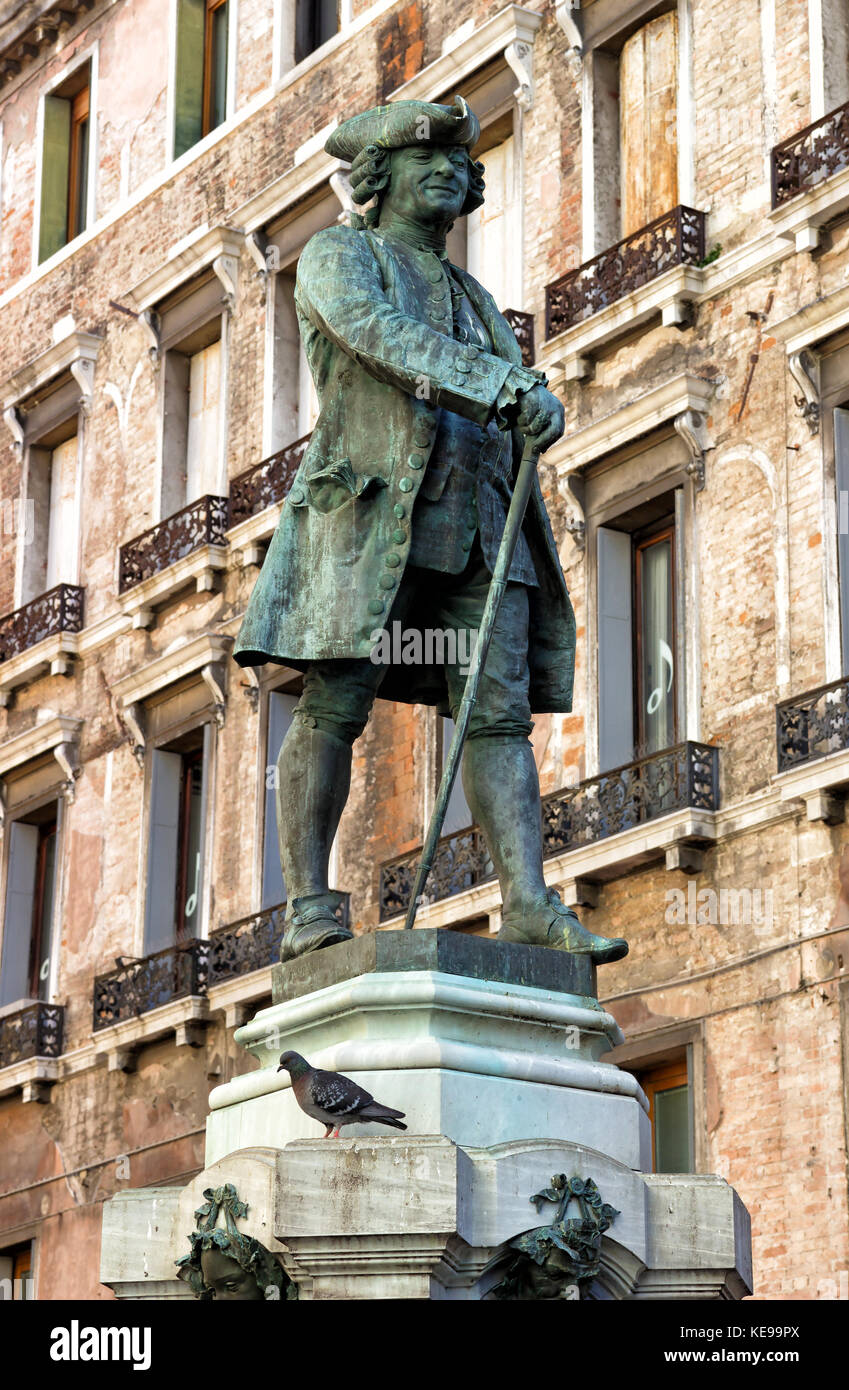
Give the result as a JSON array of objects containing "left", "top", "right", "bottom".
[{"left": 100, "top": 931, "right": 753, "bottom": 1300}]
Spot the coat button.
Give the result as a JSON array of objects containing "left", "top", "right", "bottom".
[
  {"left": 394, "top": 504, "right": 406, "bottom": 518},
  {"left": 380, "top": 574, "right": 397, "bottom": 589},
  {"left": 392, "top": 529, "right": 406, "bottom": 544},
  {"left": 461, "top": 539, "right": 472, "bottom": 551},
  {"left": 408, "top": 454, "right": 424, "bottom": 469},
  {"left": 399, "top": 477, "right": 413, "bottom": 492},
  {"left": 385, "top": 553, "right": 400, "bottom": 568},
  {"left": 289, "top": 487, "right": 305, "bottom": 504},
  {"left": 368, "top": 599, "right": 385, "bottom": 615},
  {"left": 428, "top": 269, "right": 443, "bottom": 283}
]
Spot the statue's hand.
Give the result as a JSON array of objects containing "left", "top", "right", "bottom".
[{"left": 515, "top": 383, "right": 565, "bottom": 455}]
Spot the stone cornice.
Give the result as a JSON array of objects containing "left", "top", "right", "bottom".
[
  {"left": 0, "top": 329, "right": 102, "bottom": 411},
  {"left": 111, "top": 631, "right": 234, "bottom": 709},
  {"left": 771, "top": 281, "right": 849, "bottom": 356},
  {"left": 549, "top": 372, "right": 717, "bottom": 475},
  {"left": 0, "top": 712, "right": 83, "bottom": 779},
  {"left": 390, "top": 5, "right": 544, "bottom": 105},
  {"left": 126, "top": 225, "right": 244, "bottom": 313}
]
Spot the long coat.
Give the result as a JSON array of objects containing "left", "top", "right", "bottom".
[{"left": 234, "top": 224, "right": 577, "bottom": 713}]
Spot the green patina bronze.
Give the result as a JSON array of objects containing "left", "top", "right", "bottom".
[
  {"left": 234, "top": 95, "right": 628, "bottom": 968},
  {"left": 491, "top": 1174, "right": 620, "bottom": 1300},
  {"left": 175, "top": 1183, "right": 296, "bottom": 1302}
]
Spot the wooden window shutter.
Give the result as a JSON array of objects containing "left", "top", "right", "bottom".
[
  {"left": 262, "top": 691, "right": 298, "bottom": 909},
  {"left": 836, "top": 407, "right": 849, "bottom": 676},
  {"left": 619, "top": 11, "right": 679, "bottom": 237},
  {"left": 144, "top": 748, "right": 183, "bottom": 953},
  {"left": 597, "top": 527, "right": 635, "bottom": 771},
  {"left": 175, "top": 0, "right": 205, "bottom": 158},
  {"left": 38, "top": 95, "right": 72, "bottom": 263},
  {"left": 0, "top": 823, "right": 40, "bottom": 1006}
]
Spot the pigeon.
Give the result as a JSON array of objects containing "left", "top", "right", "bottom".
[{"left": 277, "top": 1050, "right": 407, "bottom": 1138}]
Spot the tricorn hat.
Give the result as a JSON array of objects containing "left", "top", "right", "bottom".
[{"left": 325, "top": 95, "right": 480, "bottom": 162}]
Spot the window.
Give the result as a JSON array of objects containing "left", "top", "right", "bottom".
[
  {"left": 635, "top": 1057, "right": 693, "bottom": 1173},
  {"left": 162, "top": 320, "right": 223, "bottom": 517},
  {"left": 295, "top": 0, "right": 339, "bottom": 63},
  {"left": 440, "top": 717, "right": 473, "bottom": 836},
  {"left": 835, "top": 406, "right": 849, "bottom": 674},
  {"left": 38, "top": 63, "right": 91, "bottom": 263},
  {"left": 144, "top": 728, "right": 210, "bottom": 954},
  {"left": 0, "top": 804, "right": 59, "bottom": 1008},
  {"left": 262, "top": 688, "right": 298, "bottom": 909},
  {"left": 0, "top": 1244, "right": 33, "bottom": 1301},
  {"left": 465, "top": 131, "right": 521, "bottom": 312},
  {"left": 597, "top": 494, "right": 679, "bottom": 769},
  {"left": 174, "top": 0, "right": 230, "bottom": 158},
  {"left": 21, "top": 424, "right": 79, "bottom": 604},
  {"left": 618, "top": 10, "right": 678, "bottom": 238},
  {"left": 581, "top": 3, "right": 680, "bottom": 257}
]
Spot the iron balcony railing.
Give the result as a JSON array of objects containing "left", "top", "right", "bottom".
[
  {"left": 772, "top": 99, "right": 849, "bottom": 207},
  {"left": 0, "top": 583, "right": 84, "bottom": 662},
  {"left": 503, "top": 309, "right": 536, "bottom": 367},
  {"left": 544, "top": 206, "right": 706, "bottom": 339},
  {"left": 118, "top": 494, "right": 229, "bottom": 593},
  {"left": 228, "top": 433, "right": 311, "bottom": 529},
  {"left": 776, "top": 676, "right": 849, "bottom": 772},
  {"left": 0, "top": 1001, "right": 64, "bottom": 1069},
  {"left": 93, "top": 897, "right": 351, "bottom": 1027},
  {"left": 379, "top": 740, "right": 720, "bottom": 921},
  {"left": 92, "top": 939, "right": 209, "bottom": 1030},
  {"left": 207, "top": 896, "right": 350, "bottom": 985}
]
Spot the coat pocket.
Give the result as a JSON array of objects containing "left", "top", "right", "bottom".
[{"left": 304, "top": 458, "right": 388, "bottom": 514}]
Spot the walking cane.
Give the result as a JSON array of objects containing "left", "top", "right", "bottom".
[{"left": 403, "top": 432, "right": 542, "bottom": 931}]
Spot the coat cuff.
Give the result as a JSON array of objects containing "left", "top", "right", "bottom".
[{"left": 493, "top": 365, "right": 550, "bottom": 428}]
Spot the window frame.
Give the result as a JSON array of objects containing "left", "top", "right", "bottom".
[
  {"left": 0, "top": 789, "right": 65, "bottom": 1012},
  {"left": 633, "top": 517, "right": 678, "bottom": 757},
  {"left": 605, "top": 1021, "right": 705, "bottom": 1174},
  {"left": 171, "top": 0, "right": 237, "bottom": 161},
  {"left": 33, "top": 48, "right": 98, "bottom": 271}
]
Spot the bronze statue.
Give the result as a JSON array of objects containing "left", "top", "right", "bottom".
[
  {"left": 235, "top": 96, "right": 627, "bottom": 967},
  {"left": 175, "top": 1183, "right": 295, "bottom": 1301}
]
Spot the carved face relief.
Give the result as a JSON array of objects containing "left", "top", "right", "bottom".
[
  {"left": 200, "top": 1247, "right": 264, "bottom": 1301},
  {"left": 383, "top": 144, "right": 470, "bottom": 227}
]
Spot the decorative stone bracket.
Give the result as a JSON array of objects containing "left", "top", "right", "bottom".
[
  {"left": 201, "top": 659, "right": 229, "bottom": 728},
  {"left": 505, "top": 40, "right": 534, "bottom": 111},
  {"left": 140, "top": 309, "right": 161, "bottom": 366},
  {"left": 673, "top": 407, "right": 710, "bottom": 492},
  {"left": 788, "top": 348, "right": 821, "bottom": 435},
  {"left": 213, "top": 253, "right": 239, "bottom": 312},
  {"left": 555, "top": 0, "right": 582, "bottom": 51},
  {"left": 2, "top": 405, "right": 24, "bottom": 454},
  {"left": 0, "top": 715, "right": 84, "bottom": 809}
]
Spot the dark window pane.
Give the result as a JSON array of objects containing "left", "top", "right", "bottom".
[
  {"left": 39, "top": 96, "right": 71, "bottom": 262},
  {"left": 175, "top": 0, "right": 205, "bottom": 156},
  {"left": 209, "top": 2, "right": 229, "bottom": 131}
]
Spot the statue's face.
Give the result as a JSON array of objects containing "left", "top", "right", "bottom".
[
  {"left": 200, "top": 1247, "right": 264, "bottom": 1301},
  {"left": 383, "top": 143, "right": 470, "bottom": 225}
]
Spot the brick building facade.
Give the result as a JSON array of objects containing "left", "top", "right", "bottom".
[{"left": 1, "top": 0, "right": 848, "bottom": 1300}]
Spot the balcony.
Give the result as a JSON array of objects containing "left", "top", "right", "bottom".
[
  {"left": 117, "top": 494, "right": 229, "bottom": 627},
  {"left": 0, "top": 1000, "right": 64, "bottom": 1067},
  {"left": 545, "top": 206, "right": 706, "bottom": 341},
  {"left": 228, "top": 434, "right": 310, "bottom": 529},
  {"left": 208, "top": 898, "right": 347, "bottom": 983},
  {"left": 0, "top": 1001, "right": 64, "bottom": 1102},
  {"left": 772, "top": 100, "right": 849, "bottom": 207},
  {"left": 0, "top": 583, "right": 84, "bottom": 704},
  {"left": 773, "top": 677, "right": 849, "bottom": 825},
  {"left": 769, "top": 101, "right": 849, "bottom": 251},
  {"left": 503, "top": 309, "right": 536, "bottom": 367},
  {"left": 380, "top": 741, "right": 720, "bottom": 922},
  {"left": 93, "top": 939, "right": 209, "bottom": 1031},
  {"left": 226, "top": 435, "right": 311, "bottom": 565}
]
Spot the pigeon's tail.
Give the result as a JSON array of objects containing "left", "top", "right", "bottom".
[{"left": 359, "top": 1103, "right": 407, "bottom": 1131}]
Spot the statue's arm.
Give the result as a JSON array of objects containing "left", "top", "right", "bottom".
[{"left": 296, "top": 226, "right": 515, "bottom": 426}]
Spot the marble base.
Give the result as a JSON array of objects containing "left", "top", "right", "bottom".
[
  {"left": 206, "top": 933, "right": 650, "bottom": 1168},
  {"left": 101, "top": 1138, "right": 753, "bottom": 1301}
]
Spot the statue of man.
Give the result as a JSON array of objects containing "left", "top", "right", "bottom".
[{"left": 235, "top": 97, "right": 627, "bottom": 967}]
